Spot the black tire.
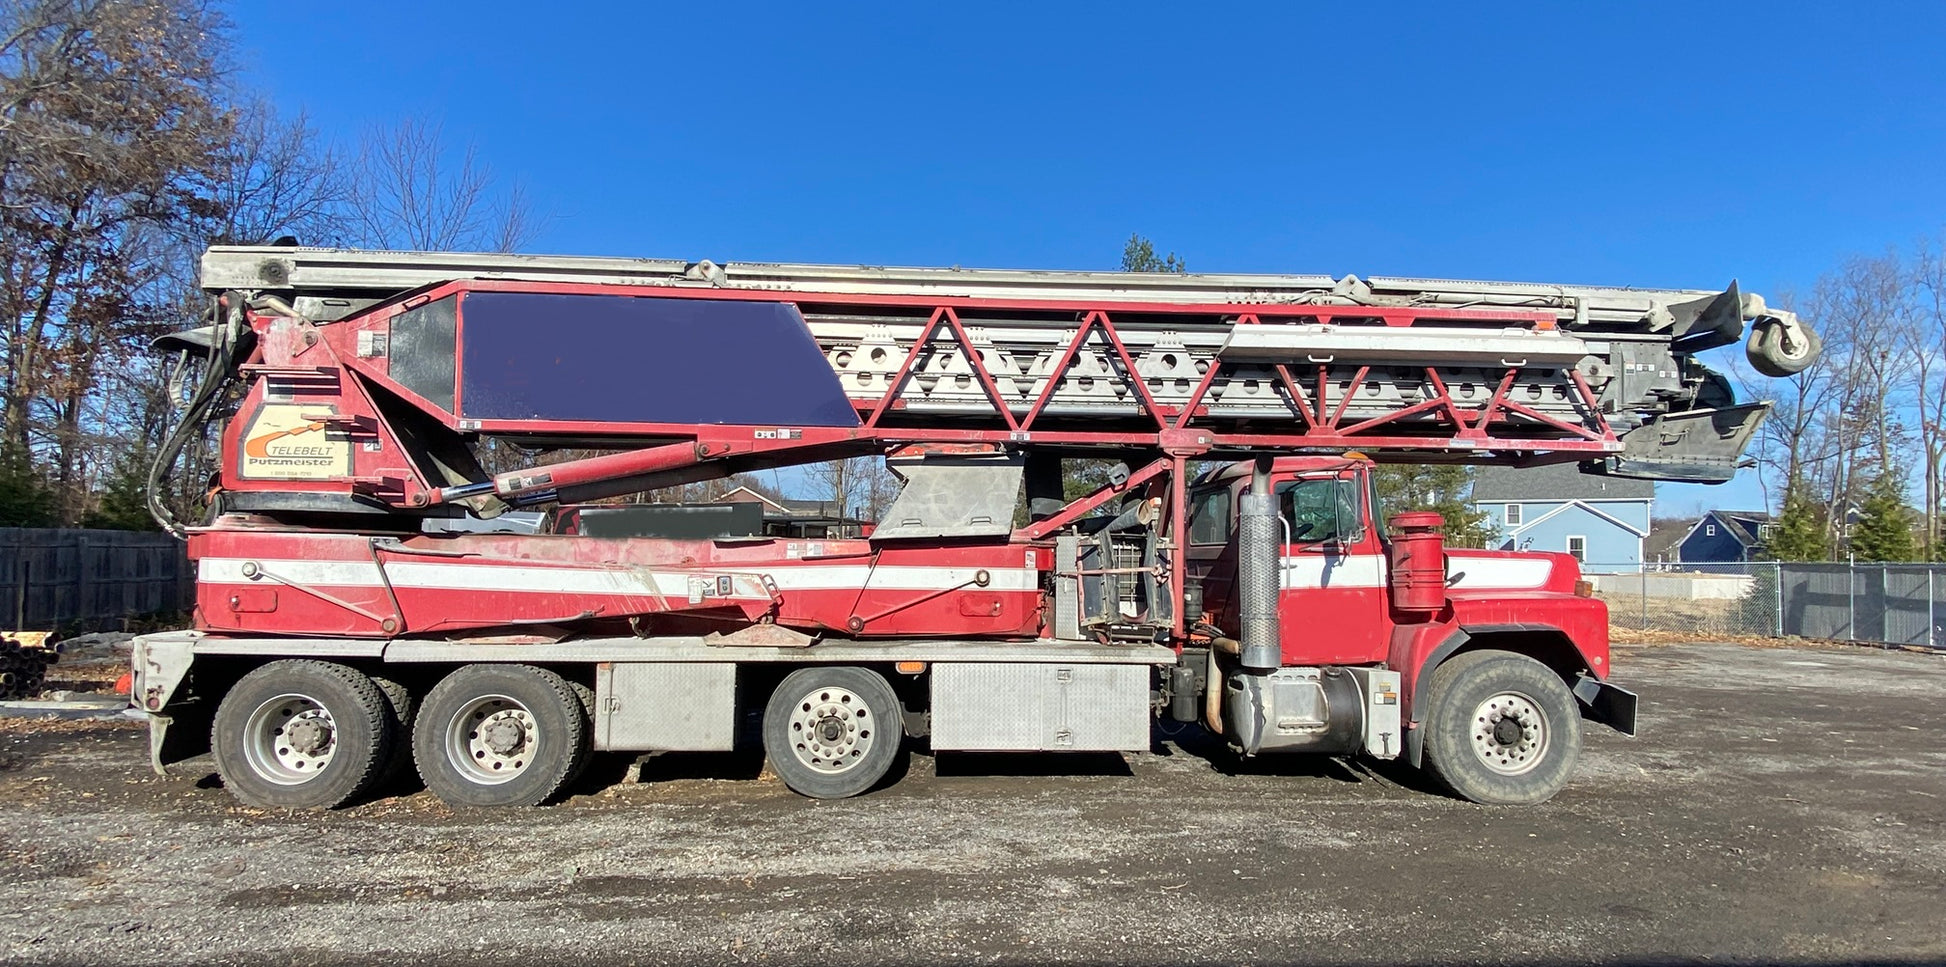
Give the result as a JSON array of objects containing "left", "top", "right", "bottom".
[
  {"left": 413, "top": 664, "right": 590, "bottom": 808},
  {"left": 1746, "top": 319, "right": 1822, "bottom": 378},
  {"left": 210, "top": 660, "right": 395, "bottom": 809},
  {"left": 1419, "top": 650, "right": 1582, "bottom": 806},
  {"left": 763, "top": 666, "right": 903, "bottom": 799},
  {"left": 563, "top": 677, "right": 596, "bottom": 787},
  {"left": 370, "top": 674, "right": 418, "bottom": 787}
]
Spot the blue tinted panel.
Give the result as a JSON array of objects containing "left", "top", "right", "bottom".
[{"left": 458, "top": 292, "right": 858, "bottom": 427}]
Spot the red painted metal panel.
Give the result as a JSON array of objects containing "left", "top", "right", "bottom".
[{"left": 196, "top": 274, "right": 1614, "bottom": 658}]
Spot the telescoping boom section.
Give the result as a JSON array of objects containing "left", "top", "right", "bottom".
[
  {"left": 149, "top": 245, "right": 1820, "bottom": 642},
  {"left": 127, "top": 246, "right": 1799, "bottom": 810},
  {"left": 188, "top": 245, "right": 1814, "bottom": 501}
]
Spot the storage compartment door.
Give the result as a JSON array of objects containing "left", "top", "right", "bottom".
[{"left": 930, "top": 662, "right": 1149, "bottom": 752}]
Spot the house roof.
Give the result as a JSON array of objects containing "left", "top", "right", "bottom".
[
  {"left": 1647, "top": 517, "right": 1697, "bottom": 558},
  {"left": 1471, "top": 463, "right": 1655, "bottom": 502},
  {"left": 717, "top": 488, "right": 861, "bottom": 522},
  {"left": 1503, "top": 496, "right": 1650, "bottom": 537},
  {"left": 1706, "top": 510, "right": 1773, "bottom": 547},
  {"left": 716, "top": 486, "right": 788, "bottom": 513}
]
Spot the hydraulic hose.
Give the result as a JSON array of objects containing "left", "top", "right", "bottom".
[{"left": 146, "top": 294, "right": 249, "bottom": 538}]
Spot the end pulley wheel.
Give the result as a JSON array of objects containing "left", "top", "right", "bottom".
[{"left": 1746, "top": 316, "right": 1822, "bottom": 378}]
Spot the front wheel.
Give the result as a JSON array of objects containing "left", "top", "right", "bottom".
[
  {"left": 1419, "top": 651, "right": 1582, "bottom": 805},
  {"left": 763, "top": 666, "right": 904, "bottom": 799}
]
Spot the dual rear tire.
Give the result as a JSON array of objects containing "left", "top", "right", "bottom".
[
  {"left": 212, "top": 661, "right": 590, "bottom": 809},
  {"left": 412, "top": 664, "right": 591, "bottom": 808},
  {"left": 210, "top": 660, "right": 399, "bottom": 810},
  {"left": 211, "top": 661, "right": 907, "bottom": 807}
]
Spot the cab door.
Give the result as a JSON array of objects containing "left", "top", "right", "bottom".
[
  {"left": 1275, "top": 471, "right": 1391, "bottom": 665},
  {"left": 1183, "top": 482, "right": 1238, "bottom": 628}
]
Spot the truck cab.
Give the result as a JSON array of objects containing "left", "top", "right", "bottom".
[{"left": 1172, "top": 455, "right": 1634, "bottom": 804}]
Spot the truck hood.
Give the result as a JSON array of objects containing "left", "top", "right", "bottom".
[{"left": 1443, "top": 549, "right": 1579, "bottom": 594}]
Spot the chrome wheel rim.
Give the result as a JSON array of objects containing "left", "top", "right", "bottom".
[
  {"left": 243, "top": 693, "right": 336, "bottom": 785},
  {"left": 787, "top": 684, "right": 875, "bottom": 775},
  {"left": 446, "top": 694, "right": 537, "bottom": 785},
  {"left": 1470, "top": 690, "right": 1549, "bottom": 776}
]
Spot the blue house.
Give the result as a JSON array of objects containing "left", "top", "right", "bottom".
[
  {"left": 1471, "top": 464, "right": 1654, "bottom": 573},
  {"left": 1674, "top": 510, "right": 1773, "bottom": 563}
]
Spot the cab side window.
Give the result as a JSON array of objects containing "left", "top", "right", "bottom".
[
  {"left": 1276, "top": 477, "right": 1361, "bottom": 544},
  {"left": 1188, "top": 488, "right": 1232, "bottom": 545}
]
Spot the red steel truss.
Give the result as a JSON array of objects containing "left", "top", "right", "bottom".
[{"left": 267, "top": 278, "right": 1622, "bottom": 513}]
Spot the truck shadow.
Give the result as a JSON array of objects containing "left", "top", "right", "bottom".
[
  {"left": 1158, "top": 723, "right": 1393, "bottom": 786},
  {"left": 929, "top": 750, "right": 1135, "bottom": 779},
  {"left": 620, "top": 749, "right": 769, "bottom": 786}
]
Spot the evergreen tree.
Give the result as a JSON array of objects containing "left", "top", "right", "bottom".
[
  {"left": 0, "top": 452, "right": 56, "bottom": 528},
  {"left": 1121, "top": 234, "right": 1186, "bottom": 274},
  {"left": 1371, "top": 464, "right": 1495, "bottom": 548},
  {"left": 1766, "top": 477, "right": 1831, "bottom": 562},
  {"left": 80, "top": 451, "right": 158, "bottom": 531},
  {"left": 1849, "top": 472, "right": 1919, "bottom": 562}
]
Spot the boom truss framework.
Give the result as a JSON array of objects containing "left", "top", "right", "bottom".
[{"left": 189, "top": 246, "right": 1793, "bottom": 513}]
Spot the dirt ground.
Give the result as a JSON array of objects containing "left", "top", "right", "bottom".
[{"left": 2, "top": 641, "right": 1944, "bottom": 967}]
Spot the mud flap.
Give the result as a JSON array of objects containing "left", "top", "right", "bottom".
[
  {"left": 1573, "top": 676, "right": 1638, "bottom": 736},
  {"left": 1601, "top": 402, "right": 1768, "bottom": 483},
  {"left": 148, "top": 704, "right": 212, "bottom": 775}
]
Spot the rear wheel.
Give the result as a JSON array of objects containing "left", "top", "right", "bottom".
[
  {"left": 1419, "top": 650, "right": 1581, "bottom": 805},
  {"left": 413, "top": 664, "right": 589, "bottom": 807},
  {"left": 211, "top": 660, "right": 395, "bottom": 809},
  {"left": 763, "top": 666, "right": 902, "bottom": 799},
  {"left": 370, "top": 674, "right": 418, "bottom": 786}
]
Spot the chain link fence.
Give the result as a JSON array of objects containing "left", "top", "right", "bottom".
[{"left": 1590, "top": 562, "right": 1946, "bottom": 649}]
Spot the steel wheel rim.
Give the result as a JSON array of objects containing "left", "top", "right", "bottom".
[
  {"left": 446, "top": 693, "right": 537, "bottom": 786},
  {"left": 786, "top": 684, "right": 875, "bottom": 775},
  {"left": 242, "top": 692, "right": 337, "bottom": 785},
  {"left": 1469, "top": 690, "right": 1549, "bottom": 776}
]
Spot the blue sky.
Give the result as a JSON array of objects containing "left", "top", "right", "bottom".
[{"left": 228, "top": 2, "right": 1946, "bottom": 516}]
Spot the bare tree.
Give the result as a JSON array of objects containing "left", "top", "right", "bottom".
[
  {"left": 346, "top": 117, "right": 538, "bottom": 252},
  {"left": 1784, "top": 258, "right": 1908, "bottom": 553},
  {"left": 804, "top": 456, "right": 899, "bottom": 526},
  {"left": 1740, "top": 284, "right": 1845, "bottom": 514},
  {"left": 200, "top": 102, "right": 348, "bottom": 248},
  {"left": 0, "top": 0, "right": 233, "bottom": 523},
  {"left": 1910, "top": 238, "right": 1946, "bottom": 558}
]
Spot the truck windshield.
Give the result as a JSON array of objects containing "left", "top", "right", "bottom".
[{"left": 1275, "top": 477, "right": 1361, "bottom": 545}]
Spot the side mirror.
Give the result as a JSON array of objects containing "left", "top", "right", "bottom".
[{"left": 1331, "top": 479, "right": 1365, "bottom": 546}]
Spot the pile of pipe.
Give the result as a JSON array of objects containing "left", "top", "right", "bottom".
[{"left": 0, "top": 636, "right": 59, "bottom": 700}]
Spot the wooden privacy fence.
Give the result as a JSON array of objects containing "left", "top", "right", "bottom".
[{"left": 0, "top": 528, "right": 193, "bottom": 632}]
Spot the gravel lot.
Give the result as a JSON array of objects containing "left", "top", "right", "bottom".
[{"left": 2, "top": 641, "right": 1944, "bottom": 967}]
